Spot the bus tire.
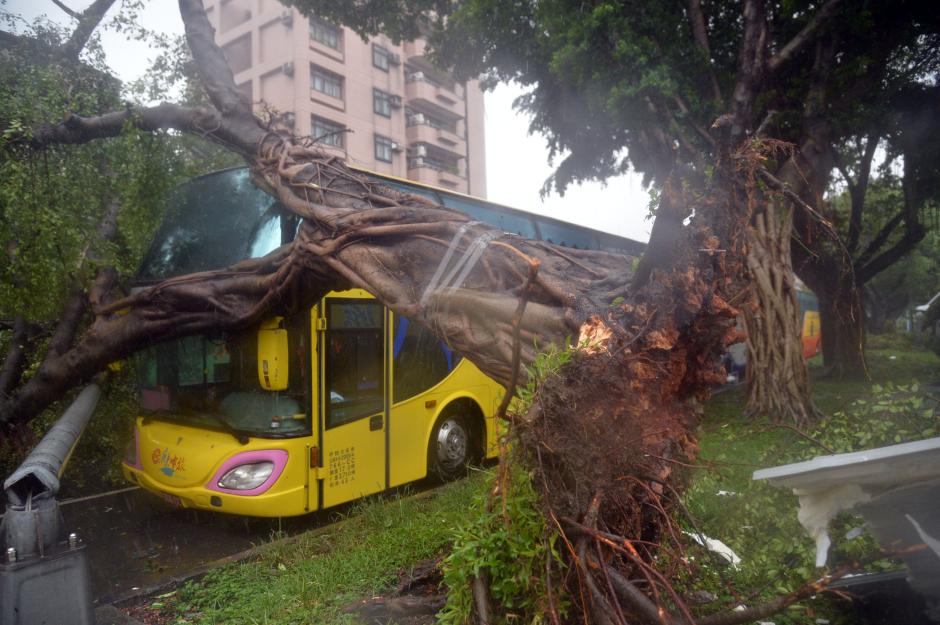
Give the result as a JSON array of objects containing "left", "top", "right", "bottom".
[{"left": 429, "top": 412, "right": 472, "bottom": 481}]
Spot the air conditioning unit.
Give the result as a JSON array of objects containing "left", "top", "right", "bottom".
[
  {"left": 415, "top": 145, "right": 428, "bottom": 158},
  {"left": 411, "top": 71, "right": 424, "bottom": 82},
  {"left": 281, "top": 61, "right": 294, "bottom": 76},
  {"left": 280, "top": 10, "right": 293, "bottom": 25},
  {"left": 388, "top": 53, "right": 401, "bottom": 66},
  {"left": 390, "top": 142, "right": 403, "bottom": 152},
  {"left": 411, "top": 113, "right": 426, "bottom": 125},
  {"left": 389, "top": 95, "right": 402, "bottom": 108}
]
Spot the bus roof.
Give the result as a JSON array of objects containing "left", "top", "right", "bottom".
[{"left": 138, "top": 167, "right": 646, "bottom": 282}]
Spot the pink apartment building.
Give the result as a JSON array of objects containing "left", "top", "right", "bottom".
[{"left": 203, "top": 0, "right": 487, "bottom": 197}]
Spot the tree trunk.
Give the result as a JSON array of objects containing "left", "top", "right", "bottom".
[
  {"left": 744, "top": 202, "right": 820, "bottom": 427},
  {"left": 794, "top": 250, "right": 869, "bottom": 380},
  {"left": 817, "top": 285, "right": 868, "bottom": 378}
]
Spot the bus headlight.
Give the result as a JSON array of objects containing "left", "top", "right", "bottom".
[{"left": 217, "top": 462, "right": 275, "bottom": 490}]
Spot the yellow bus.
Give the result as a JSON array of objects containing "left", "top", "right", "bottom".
[{"left": 121, "top": 168, "right": 645, "bottom": 517}]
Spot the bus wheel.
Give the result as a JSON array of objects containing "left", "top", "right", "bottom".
[{"left": 430, "top": 414, "right": 471, "bottom": 481}]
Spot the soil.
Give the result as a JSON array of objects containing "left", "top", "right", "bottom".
[{"left": 343, "top": 556, "right": 447, "bottom": 625}]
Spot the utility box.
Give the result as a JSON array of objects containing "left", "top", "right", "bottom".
[{"left": 0, "top": 540, "right": 94, "bottom": 625}]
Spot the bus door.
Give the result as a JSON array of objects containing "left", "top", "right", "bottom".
[{"left": 317, "top": 291, "right": 388, "bottom": 508}]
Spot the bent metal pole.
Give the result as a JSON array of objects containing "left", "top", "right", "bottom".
[{"left": 3, "top": 380, "right": 103, "bottom": 557}]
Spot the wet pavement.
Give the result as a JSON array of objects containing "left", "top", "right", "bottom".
[{"left": 58, "top": 487, "right": 329, "bottom": 603}]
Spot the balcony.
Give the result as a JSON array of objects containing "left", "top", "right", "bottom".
[
  {"left": 405, "top": 73, "right": 462, "bottom": 116},
  {"left": 407, "top": 158, "right": 465, "bottom": 190},
  {"left": 405, "top": 122, "right": 465, "bottom": 156}
]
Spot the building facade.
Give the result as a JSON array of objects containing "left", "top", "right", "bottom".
[{"left": 202, "top": 0, "right": 487, "bottom": 197}]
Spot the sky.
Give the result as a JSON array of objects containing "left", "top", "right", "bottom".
[{"left": 6, "top": 0, "right": 653, "bottom": 242}]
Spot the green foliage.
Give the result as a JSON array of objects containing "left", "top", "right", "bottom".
[
  {"left": 440, "top": 465, "right": 567, "bottom": 625},
  {"left": 0, "top": 10, "right": 240, "bottom": 488},
  {"left": 440, "top": 342, "right": 573, "bottom": 624},
  {"left": 294, "top": 0, "right": 939, "bottom": 201},
  {"left": 513, "top": 339, "right": 575, "bottom": 412},
  {"left": 811, "top": 381, "right": 937, "bottom": 453},
  {"left": 0, "top": 20, "right": 185, "bottom": 321}
]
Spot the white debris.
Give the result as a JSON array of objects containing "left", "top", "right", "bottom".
[
  {"left": 684, "top": 531, "right": 742, "bottom": 569},
  {"left": 906, "top": 514, "right": 940, "bottom": 559},
  {"left": 795, "top": 483, "right": 871, "bottom": 567},
  {"left": 844, "top": 526, "right": 864, "bottom": 540},
  {"left": 716, "top": 490, "right": 738, "bottom": 496}
]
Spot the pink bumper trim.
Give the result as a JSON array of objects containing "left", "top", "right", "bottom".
[{"left": 206, "top": 449, "right": 289, "bottom": 496}]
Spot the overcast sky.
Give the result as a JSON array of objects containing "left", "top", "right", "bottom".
[{"left": 7, "top": 0, "right": 653, "bottom": 242}]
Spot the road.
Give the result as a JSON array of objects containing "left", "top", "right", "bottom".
[{"left": 59, "top": 487, "right": 328, "bottom": 603}]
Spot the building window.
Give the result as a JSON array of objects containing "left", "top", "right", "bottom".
[
  {"left": 310, "top": 18, "right": 341, "bottom": 50},
  {"left": 374, "top": 135, "right": 395, "bottom": 162},
  {"left": 311, "top": 65, "right": 343, "bottom": 99},
  {"left": 312, "top": 116, "right": 345, "bottom": 148},
  {"left": 372, "top": 44, "right": 390, "bottom": 71},
  {"left": 373, "top": 88, "right": 394, "bottom": 117},
  {"left": 222, "top": 33, "right": 252, "bottom": 74}
]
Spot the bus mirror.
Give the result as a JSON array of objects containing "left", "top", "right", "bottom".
[{"left": 257, "top": 317, "right": 289, "bottom": 391}]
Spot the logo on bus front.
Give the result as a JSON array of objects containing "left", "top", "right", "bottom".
[{"left": 151, "top": 446, "right": 186, "bottom": 477}]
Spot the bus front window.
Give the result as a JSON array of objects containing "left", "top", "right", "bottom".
[
  {"left": 135, "top": 318, "right": 310, "bottom": 438},
  {"left": 325, "top": 300, "right": 384, "bottom": 428}
]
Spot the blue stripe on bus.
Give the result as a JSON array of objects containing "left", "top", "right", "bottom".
[{"left": 393, "top": 317, "right": 408, "bottom": 358}]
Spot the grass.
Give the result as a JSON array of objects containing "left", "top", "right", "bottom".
[
  {"left": 163, "top": 473, "right": 486, "bottom": 624},
  {"left": 154, "top": 345, "right": 940, "bottom": 625},
  {"left": 679, "top": 345, "right": 940, "bottom": 622}
]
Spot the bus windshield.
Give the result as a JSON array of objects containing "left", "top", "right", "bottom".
[
  {"left": 137, "top": 168, "right": 298, "bottom": 282},
  {"left": 135, "top": 320, "right": 310, "bottom": 438}
]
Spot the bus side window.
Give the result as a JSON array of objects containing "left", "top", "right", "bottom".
[{"left": 392, "top": 317, "right": 460, "bottom": 402}]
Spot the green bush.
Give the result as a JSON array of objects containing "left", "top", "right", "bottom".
[{"left": 440, "top": 464, "right": 567, "bottom": 625}]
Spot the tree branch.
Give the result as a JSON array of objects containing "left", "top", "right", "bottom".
[
  {"left": 50, "top": 0, "right": 81, "bottom": 19},
  {"left": 844, "top": 134, "right": 880, "bottom": 254},
  {"left": 24, "top": 103, "right": 260, "bottom": 155},
  {"left": 59, "top": 0, "right": 118, "bottom": 60},
  {"left": 687, "top": 0, "right": 723, "bottom": 103},
  {"left": 729, "top": 0, "right": 768, "bottom": 141},
  {"left": 178, "top": 0, "right": 254, "bottom": 118},
  {"left": 853, "top": 210, "right": 903, "bottom": 271},
  {"left": 854, "top": 219, "right": 925, "bottom": 285},
  {"left": 767, "top": 0, "right": 843, "bottom": 74},
  {"left": 696, "top": 561, "right": 857, "bottom": 625}
]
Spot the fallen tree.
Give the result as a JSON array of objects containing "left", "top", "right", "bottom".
[{"left": 0, "top": 1, "right": 877, "bottom": 622}]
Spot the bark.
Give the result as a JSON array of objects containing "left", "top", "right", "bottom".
[
  {"left": 58, "top": 0, "right": 118, "bottom": 60},
  {"left": 0, "top": 316, "right": 30, "bottom": 399},
  {"left": 743, "top": 201, "right": 819, "bottom": 426},
  {"left": 817, "top": 286, "right": 867, "bottom": 378}
]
